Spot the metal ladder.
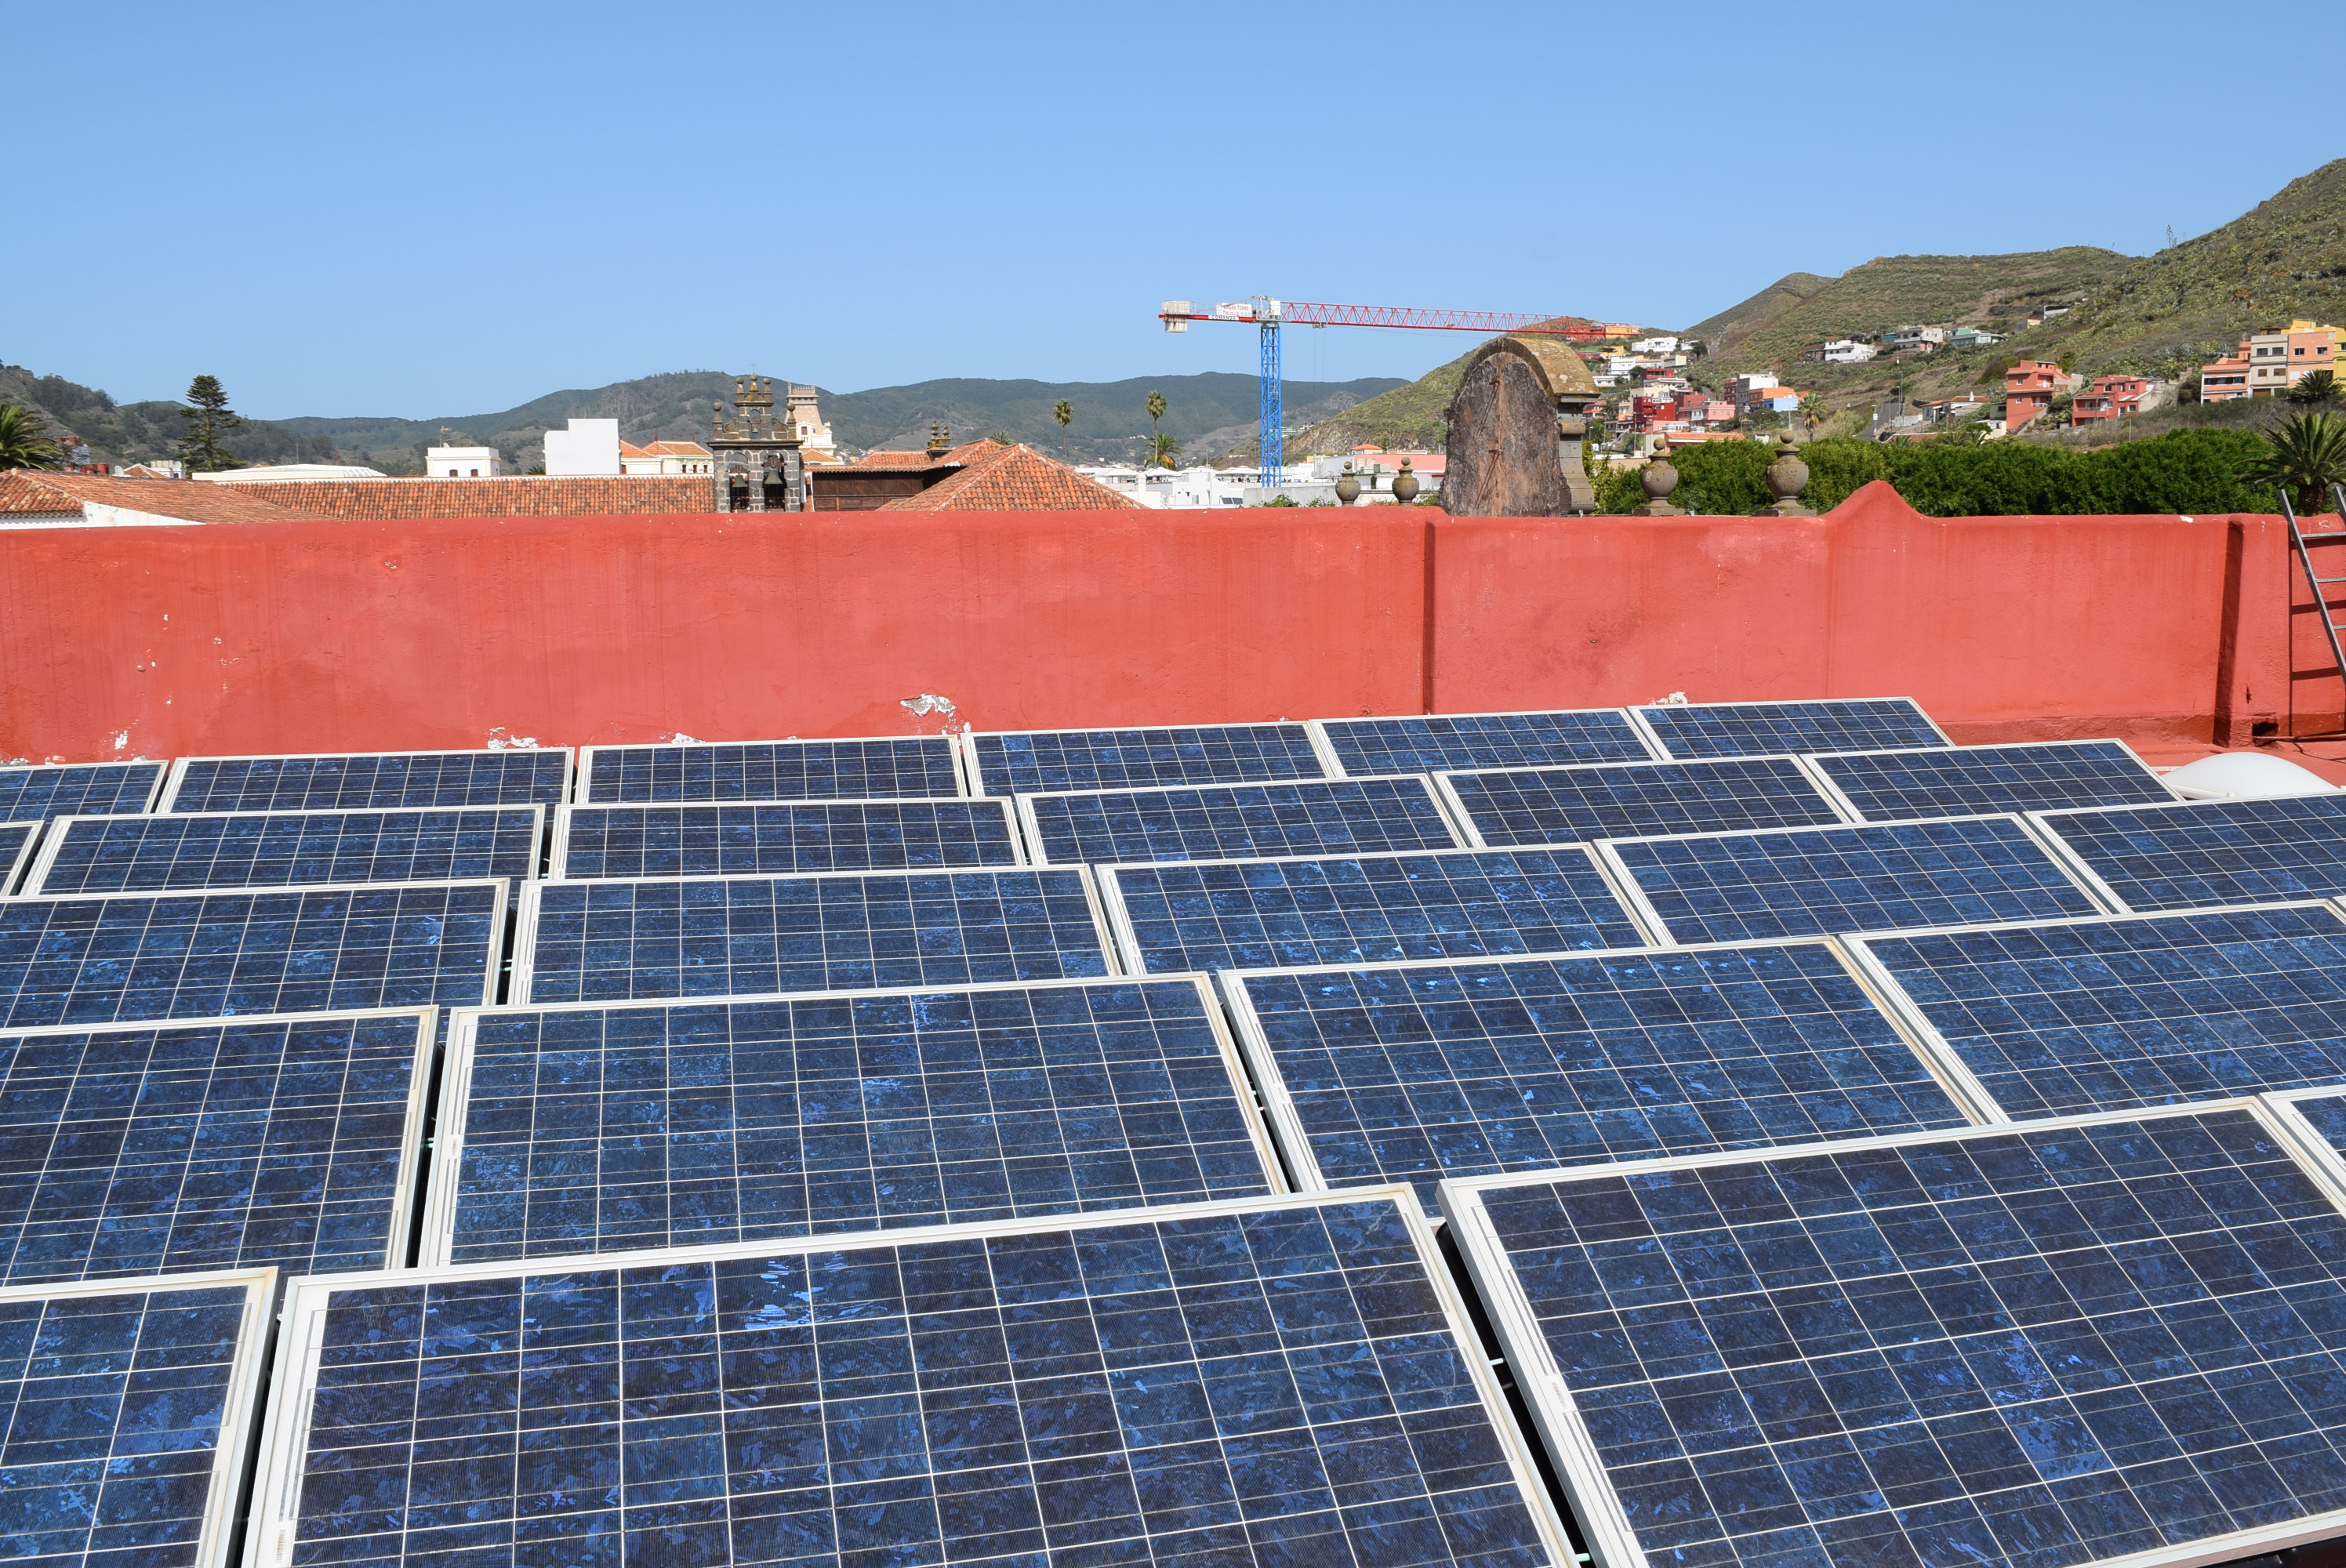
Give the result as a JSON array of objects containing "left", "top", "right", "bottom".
[{"left": 2282, "top": 484, "right": 2346, "bottom": 721}]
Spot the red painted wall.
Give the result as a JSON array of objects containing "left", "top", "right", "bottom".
[{"left": 0, "top": 483, "right": 2318, "bottom": 763}]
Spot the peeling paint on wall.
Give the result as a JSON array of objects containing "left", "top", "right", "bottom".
[{"left": 485, "top": 728, "right": 542, "bottom": 750}]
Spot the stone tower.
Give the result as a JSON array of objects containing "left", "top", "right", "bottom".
[{"left": 710, "top": 376, "right": 804, "bottom": 512}]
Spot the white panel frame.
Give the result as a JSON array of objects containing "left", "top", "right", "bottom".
[
  {"left": 573, "top": 734, "right": 972, "bottom": 804},
  {"left": 1439, "top": 1096, "right": 2346, "bottom": 1568},
  {"left": 265, "top": 1185, "right": 1573, "bottom": 1568},
  {"left": 1433, "top": 752, "right": 1859, "bottom": 851},
  {"left": 1014, "top": 774, "right": 1464, "bottom": 866},
  {"left": 0, "top": 1265, "right": 278, "bottom": 1568},
  {"left": 1836, "top": 899, "right": 2346, "bottom": 1125},
  {"left": 0, "top": 1007, "right": 438, "bottom": 1274},
  {"left": 507, "top": 862, "right": 1120, "bottom": 1004},
  {"left": 0, "top": 877, "right": 512, "bottom": 1010},
  {"left": 1591, "top": 811, "right": 2119, "bottom": 947},
  {"left": 1626, "top": 693, "right": 1952, "bottom": 760},
  {"left": 0, "top": 819, "right": 38, "bottom": 895},
  {"left": 419, "top": 972, "right": 1287, "bottom": 1268},
  {"left": 959, "top": 719, "right": 1338, "bottom": 797},
  {"left": 1215, "top": 936, "right": 1992, "bottom": 1206},
  {"left": 158, "top": 745, "right": 575, "bottom": 812},
  {"left": 22, "top": 804, "right": 545, "bottom": 897},
  {"left": 1094, "top": 842, "right": 1666, "bottom": 975},
  {"left": 2263, "top": 1083, "right": 2346, "bottom": 1192},
  {"left": 2025, "top": 792, "right": 2346, "bottom": 916},
  {"left": 1796, "top": 735, "right": 2178, "bottom": 822},
  {"left": 1307, "top": 705, "right": 1666, "bottom": 772},
  {"left": 549, "top": 796, "right": 1030, "bottom": 878}
]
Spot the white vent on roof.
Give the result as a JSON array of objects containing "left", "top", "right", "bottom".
[{"left": 2163, "top": 751, "right": 2339, "bottom": 799}]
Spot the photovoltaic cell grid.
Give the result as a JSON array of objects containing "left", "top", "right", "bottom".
[
  {"left": 514, "top": 869, "right": 1112, "bottom": 1004},
  {"left": 1441, "top": 757, "right": 1847, "bottom": 847},
  {"left": 1810, "top": 742, "right": 2175, "bottom": 822},
  {"left": 0, "top": 761, "right": 165, "bottom": 826},
  {"left": 2034, "top": 793, "right": 2346, "bottom": 911},
  {"left": 1850, "top": 905, "right": 2346, "bottom": 1122},
  {"left": 2277, "top": 1088, "right": 2346, "bottom": 1169},
  {"left": 1450, "top": 1107, "right": 2346, "bottom": 1568},
  {"left": 0, "top": 1275, "right": 263, "bottom": 1568},
  {"left": 1314, "top": 710, "right": 1654, "bottom": 775},
  {"left": 1021, "top": 776, "right": 1462, "bottom": 865},
  {"left": 580, "top": 736, "right": 964, "bottom": 803},
  {"left": 434, "top": 979, "right": 1276, "bottom": 1261},
  {"left": 1636, "top": 697, "right": 1948, "bottom": 759},
  {"left": 556, "top": 799, "right": 1023, "bottom": 878},
  {"left": 268, "top": 1194, "right": 1567, "bottom": 1568},
  {"left": 0, "top": 881, "right": 504, "bottom": 1030},
  {"left": 163, "top": 747, "right": 569, "bottom": 811},
  {"left": 27, "top": 807, "right": 543, "bottom": 896},
  {"left": 0, "top": 820, "right": 36, "bottom": 894},
  {"left": 0, "top": 1011, "right": 428, "bottom": 1285},
  {"left": 1604, "top": 817, "right": 2106, "bottom": 945},
  {"left": 1226, "top": 944, "right": 1971, "bottom": 1214},
  {"left": 968, "top": 722, "right": 1327, "bottom": 794},
  {"left": 1099, "top": 847, "right": 1648, "bottom": 975}
]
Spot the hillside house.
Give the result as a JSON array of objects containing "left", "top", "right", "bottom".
[
  {"left": 2003, "top": 360, "right": 2080, "bottom": 428},
  {"left": 1880, "top": 325, "right": 1950, "bottom": 354},
  {"left": 2246, "top": 321, "right": 2342, "bottom": 396},
  {"left": 2202, "top": 345, "right": 2253, "bottom": 401},
  {"left": 1816, "top": 339, "right": 1879, "bottom": 364},
  {"left": 2072, "top": 375, "right": 2161, "bottom": 424}
]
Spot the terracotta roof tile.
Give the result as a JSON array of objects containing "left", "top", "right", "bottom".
[
  {"left": 0, "top": 470, "right": 333, "bottom": 525},
  {"left": 874, "top": 444, "right": 1141, "bottom": 513},
  {"left": 191, "top": 476, "right": 717, "bottom": 520}
]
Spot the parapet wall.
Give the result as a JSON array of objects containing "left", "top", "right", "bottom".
[{"left": 0, "top": 481, "right": 2332, "bottom": 762}]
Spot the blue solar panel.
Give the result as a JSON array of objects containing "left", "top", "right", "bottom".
[
  {"left": 514, "top": 868, "right": 1113, "bottom": 1003},
  {"left": 555, "top": 798, "right": 1024, "bottom": 877},
  {"left": 1314, "top": 709, "right": 1655, "bottom": 774},
  {"left": 1603, "top": 815, "right": 2105, "bottom": 944},
  {"left": 263, "top": 1192, "right": 1571, "bottom": 1568},
  {"left": 1442, "top": 757, "right": 1848, "bottom": 846},
  {"left": 1848, "top": 903, "right": 2346, "bottom": 1120},
  {"left": 968, "top": 721, "right": 1328, "bottom": 793},
  {"left": 27, "top": 806, "right": 543, "bottom": 895},
  {"left": 579, "top": 735, "right": 963, "bottom": 802},
  {"left": 1224, "top": 944, "right": 1973, "bottom": 1213},
  {"left": 0, "top": 880, "right": 505, "bottom": 1029},
  {"left": 1021, "top": 776, "right": 1461, "bottom": 864},
  {"left": 164, "top": 747, "right": 570, "bottom": 811},
  {"left": 1099, "top": 846, "right": 1650, "bottom": 974},
  {"left": 1810, "top": 740, "right": 2174, "bottom": 821},
  {"left": 0, "top": 1272, "right": 268, "bottom": 1568},
  {"left": 2273, "top": 1085, "right": 2346, "bottom": 1170},
  {"left": 2034, "top": 792, "right": 2346, "bottom": 911},
  {"left": 0, "top": 1011, "right": 430, "bottom": 1283},
  {"left": 1445, "top": 1105, "right": 2346, "bottom": 1568},
  {"left": 1636, "top": 696, "right": 1948, "bottom": 758},
  {"left": 430, "top": 978, "right": 1276, "bottom": 1261},
  {"left": 0, "top": 761, "right": 164, "bottom": 826},
  {"left": 0, "top": 819, "right": 37, "bottom": 894}
]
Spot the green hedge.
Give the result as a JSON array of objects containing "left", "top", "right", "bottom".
[{"left": 1592, "top": 428, "right": 2274, "bottom": 517}]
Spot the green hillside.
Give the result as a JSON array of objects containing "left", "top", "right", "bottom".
[
  {"left": 1683, "top": 272, "right": 1832, "bottom": 358},
  {"left": 1273, "top": 350, "right": 1476, "bottom": 458},
  {"left": 2036, "top": 157, "right": 2346, "bottom": 378},
  {"left": 0, "top": 365, "right": 331, "bottom": 468}
]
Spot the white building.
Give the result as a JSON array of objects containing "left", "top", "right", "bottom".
[
  {"left": 543, "top": 418, "right": 620, "bottom": 477},
  {"left": 1077, "top": 464, "right": 1252, "bottom": 508},
  {"left": 1818, "top": 339, "right": 1879, "bottom": 364},
  {"left": 620, "top": 441, "right": 714, "bottom": 476},
  {"left": 1629, "top": 335, "right": 1680, "bottom": 355},
  {"left": 1880, "top": 325, "right": 1950, "bottom": 354},
  {"left": 194, "top": 463, "right": 384, "bottom": 483},
  {"left": 786, "top": 386, "right": 839, "bottom": 463},
  {"left": 425, "top": 445, "right": 500, "bottom": 477}
]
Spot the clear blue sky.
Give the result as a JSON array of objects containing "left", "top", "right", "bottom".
[{"left": 9, "top": 0, "right": 2339, "bottom": 419}]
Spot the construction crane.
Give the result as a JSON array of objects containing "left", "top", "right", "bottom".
[{"left": 1159, "top": 298, "right": 1610, "bottom": 488}]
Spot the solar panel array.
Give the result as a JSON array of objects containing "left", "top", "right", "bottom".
[
  {"left": 1809, "top": 739, "right": 2174, "bottom": 821},
  {"left": 579, "top": 735, "right": 964, "bottom": 801},
  {"left": 26, "top": 805, "right": 543, "bottom": 895},
  {"left": 24, "top": 700, "right": 2346, "bottom": 1568},
  {"left": 967, "top": 720, "right": 1329, "bottom": 793},
  {"left": 429, "top": 978, "right": 1276, "bottom": 1261},
  {"left": 512, "top": 867, "right": 1113, "bottom": 1002},
  {"left": 555, "top": 797, "right": 1026, "bottom": 876},
  {"left": 1099, "top": 846, "right": 1650, "bottom": 975},
  {"left": 1440, "top": 756, "right": 1847, "bottom": 845}
]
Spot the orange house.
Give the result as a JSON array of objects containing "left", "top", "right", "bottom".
[
  {"left": 2073, "top": 375, "right": 2154, "bottom": 424},
  {"left": 2003, "top": 360, "right": 2071, "bottom": 428}
]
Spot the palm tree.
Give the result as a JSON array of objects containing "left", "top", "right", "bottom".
[
  {"left": 1796, "top": 395, "right": 1825, "bottom": 441},
  {"left": 1150, "top": 433, "right": 1182, "bottom": 470},
  {"left": 2245, "top": 412, "right": 2346, "bottom": 514},
  {"left": 1052, "top": 399, "right": 1073, "bottom": 458},
  {"left": 0, "top": 403, "right": 64, "bottom": 470},
  {"left": 2290, "top": 369, "right": 2341, "bottom": 405},
  {"left": 1146, "top": 390, "right": 1167, "bottom": 466}
]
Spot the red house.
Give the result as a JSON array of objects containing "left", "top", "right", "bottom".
[
  {"left": 2072, "top": 375, "right": 2154, "bottom": 425},
  {"left": 2003, "top": 360, "right": 2074, "bottom": 429}
]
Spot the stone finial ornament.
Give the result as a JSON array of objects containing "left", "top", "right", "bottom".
[
  {"left": 1334, "top": 466, "right": 1361, "bottom": 506},
  {"left": 1391, "top": 459, "right": 1421, "bottom": 505},
  {"left": 1630, "top": 449, "right": 1683, "bottom": 517},
  {"left": 1755, "top": 436, "right": 1815, "bottom": 517}
]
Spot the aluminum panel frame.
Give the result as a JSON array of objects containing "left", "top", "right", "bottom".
[
  {"left": 0, "top": 819, "right": 38, "bottom": 895},
  {"left": 506, "top": 862, "right": 1121, "bottom": 1004},
  {"left": 1437, "top": 1098, "right": 2346, "bottom": 1568}
]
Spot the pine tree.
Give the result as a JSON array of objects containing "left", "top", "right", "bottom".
[{"left": 176, "top": 375, "right": 246, "bottom": 472}]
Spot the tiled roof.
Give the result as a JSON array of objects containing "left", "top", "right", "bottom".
[
  {"left": 0, "top": 470, "right": 333, "bottom": 525},
  {"left": 875, "top": 443, "right": 1141, "bottom": 512},
  {"left": 622, "top": 441, "right": 710, "bottom": 459},
  {"left": 212, "top": 476, "right": 716, "bottom": 520},
  {"left": 852, "top": 450, "right": 952, "bottom": 469}
]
